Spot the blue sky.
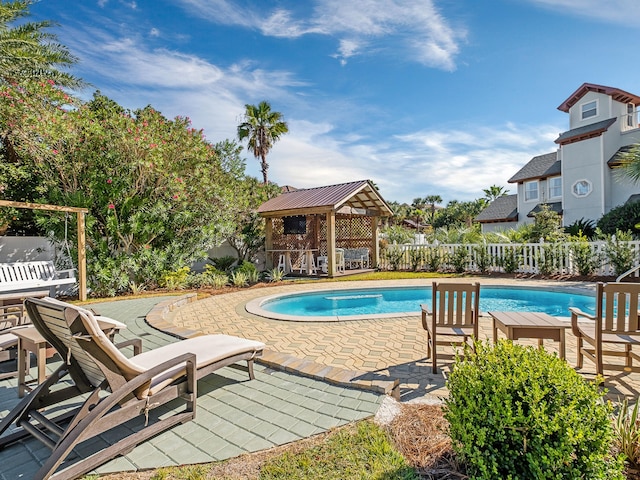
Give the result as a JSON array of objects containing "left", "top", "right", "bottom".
[{"left": 30, "top": 0, "right": 640, "bottom": 204}]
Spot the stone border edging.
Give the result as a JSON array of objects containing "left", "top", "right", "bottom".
[{"left": 146, "top": 293, "right": 400, "bottom": 399}]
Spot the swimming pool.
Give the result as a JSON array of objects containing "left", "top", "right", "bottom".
[{"left": 246, "top": 285, "right": 595, "bottom": 321}]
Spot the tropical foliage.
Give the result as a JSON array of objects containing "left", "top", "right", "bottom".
[
  {"left": 0, "top": 0, "right": 81, "bottom": 88},
  {"left": 0, "top": 82, "right": 261, "bottom": 295}
]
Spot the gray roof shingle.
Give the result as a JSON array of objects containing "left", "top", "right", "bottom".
[
  {"left": 475, "top": 194, "right": 518, "bottom": 223},
  {"left": 554, "top": 117, "right": 616, "bottom": 145},
  {"left": 527, "top": 202, "right": 563, "bottom": 218},
  {"left": 508, "top": 152, "right": 560, "bottom": 183}
]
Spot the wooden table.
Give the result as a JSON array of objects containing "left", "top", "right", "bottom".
[
  {"left": 14, "top": 326, "right": 57, "bottom": 397},
  {"left": 488, "top": 311, "right": 569, "bottom": 359}
]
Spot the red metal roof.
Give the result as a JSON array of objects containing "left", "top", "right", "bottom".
[
  {"left": 558, "top": 83, "right": 640, "bottom": 112},
  {"left": 257, "top": 180, "right": 393, "bottom": 217}
]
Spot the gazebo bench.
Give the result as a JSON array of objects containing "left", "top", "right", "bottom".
[
  {"left": 343, "top": 248, "right": 370, "bottom": 269},
  {"left": 0, "top": 261, "right": 76, "bottom": 296}
]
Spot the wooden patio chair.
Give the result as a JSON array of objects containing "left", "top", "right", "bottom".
[
  {"left": 0, "top": 298, "right": 32, "bottom": 380},
  {"left": 420, "top": 282, "right": 480, "bottom": 374},
  {"left": 570, "top": 282, "right": 640, "bottom": 376},
  {"left": 0, "top": 297, "right": 264, "bottom": 480}
]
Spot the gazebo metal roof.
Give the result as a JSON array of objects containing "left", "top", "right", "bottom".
[{"left": 257, "top": 180, "right": 394, "bottom": 218}]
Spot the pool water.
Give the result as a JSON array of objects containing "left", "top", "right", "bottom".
[{"left": 261, "top": 286, "right": 595, "bottom": 317}]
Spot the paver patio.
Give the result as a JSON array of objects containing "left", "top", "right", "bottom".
[{"left": 1, "top": 277, "right": 640, "bottom": 478}]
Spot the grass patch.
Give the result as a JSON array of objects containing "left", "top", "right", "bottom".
[{"left": 259, "top": 421, "right": 418, "bottom": 480}]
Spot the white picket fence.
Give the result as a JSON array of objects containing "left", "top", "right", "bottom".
[{"left": 378, "top": 241, "right": 640, "bottom": 278}]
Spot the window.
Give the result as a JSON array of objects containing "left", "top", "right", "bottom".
[
  {"left": 581, "top": 100, "right": 597, "bottom": 120},
  {"left": 524, "top": 181, "right": 539, "bottom": 202},
  {"left": 548, "top": 177, "right": 562, "bottom": 199},
  {"left": 283, "top": 216, "right": 306, "bottom": 234},
  {"left": 572, "top": 179, "right": 592, "bottom": 197}
]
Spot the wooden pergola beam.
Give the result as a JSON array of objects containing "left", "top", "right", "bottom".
[{"left": 0, "top": 200, "right": 89, "bottom": 301}]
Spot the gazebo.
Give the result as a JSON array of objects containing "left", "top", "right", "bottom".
[{"left": 258, "top": 180, "right": 394, "bottom": 277}]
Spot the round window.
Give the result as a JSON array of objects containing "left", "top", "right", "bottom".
[{"left": 572, "top": 179, "right": 592, "bottom": 197}]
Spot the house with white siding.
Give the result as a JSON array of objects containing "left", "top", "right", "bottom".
[{"left": 477, "top": 83, "right": 640, "bottom": 232}]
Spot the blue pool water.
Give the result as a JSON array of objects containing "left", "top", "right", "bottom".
[{"left": 260, "top": 286, "right": 595, "bottom": 317}]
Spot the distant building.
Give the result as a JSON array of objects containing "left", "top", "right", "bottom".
[{"left": 477, "top": 83, "right": 640, "bottom": 232}]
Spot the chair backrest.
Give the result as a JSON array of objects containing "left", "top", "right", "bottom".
[
  {"left": 24, "top": 297, "right": 106, "bottom": 390},
  {"left": 336, "top": 248, "right": 345, "bottom": 266},
  {"left": 598, "top": 282, "right": 640, "bottom": 333},
  {"left": 431, "top": 282, "right": 480, "bottom": 327},
  {"left": 24, "top": 297, "right": 146, "bottom": 396}
]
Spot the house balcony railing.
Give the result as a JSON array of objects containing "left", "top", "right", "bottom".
[{"left": 621, "top": 109, "right": 639, "bottom": 132}]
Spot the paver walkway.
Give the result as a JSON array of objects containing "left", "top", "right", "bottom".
[
  {"left": 170, "top": 278, "right": 640, "bottom": 402},
  {"left": 0, "top": 296, "right": 382, "bottom": 479}
]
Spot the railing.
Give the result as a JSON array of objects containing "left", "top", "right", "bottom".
[{"left": 378, "top": 241, "right": 640, "bottom": 277}]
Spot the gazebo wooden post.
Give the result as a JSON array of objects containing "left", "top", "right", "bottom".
[
  {"left": 371, "top": 216, "right": 379, "bottom": 269},
  {"left": 326, "top": 211, "right": 336, "bottom": 277},
  {"left": 264, "top": 218, "right": 274, "bottom": 269},
  {"left": 76, "top": 211, "right": 87, "bottom": 301}
]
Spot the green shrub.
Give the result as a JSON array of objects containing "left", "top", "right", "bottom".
[
  {"left": 597, "top": 201, "right": 640, "bottom": 237},
  {"left": 424, "top": 247, "right": 443, "bottom": 272},
  {"left": 209, "top": 255, "right": 237, "bottom": 272},
  {"left": 383, "top": 245, "right": 405, "bottom": 271},
  {"left": 614, "top": 397, "right": 640, "bottom": 468},
  {"left": 234, "top": 260, "right": 259, "bottom": 283},
  {"left": 230, "top": 270, "right": 248, "bottom": 287},
  {"left": 160, "top": 266, "right": 190, "bottom": 290},
  {"left": 565, "top": 217, "right": 596, "bottom": 239},
  {"left": 604, "top": 230, "right": 636, "bottom": 276},
  {"left": 569, "top": 232, "right": 602, "bottom": 276},
  {"left": 445, "top": 341, "right": 623, "bottom": 479},
  {"left": 266, "top": 268, "right": 285, "bottom": 282},
  {"left": 473, "top": 244, "right": 491, "bottom": 273},
  {"left": 535, "top": 243, "right": 558, "bottom": 276},
  {"left": 450, "top": 246, "right": 469, "bottom": 273},
  {"left": 211, "top": 273, "right": 228, "bottom": 289},
  {"left": 497, "top": 246, "right": 521, "bottom": 274},
  {"left": 408, "top": 247, "right": 424, "bottom": 271}
]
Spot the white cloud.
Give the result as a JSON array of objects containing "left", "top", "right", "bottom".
[
  {"left": 176, "top": 0, "right": 465, "bottom": 70},
  {"left": 525, "top": 0, "right": 640, "bottom": 26},
  {"left": 149, "top": 27, "right": 160, "bottom": 37}
]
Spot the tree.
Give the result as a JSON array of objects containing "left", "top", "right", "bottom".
[
  {"left": 410, "top": 197, "right": 427, "bottom": 233},
  {"left": 425, "top": 194, "right": 443, "bottom": 224},
  {"left": 0, "top": 0, "right": 81, "bottom": 88},
  {"left": 0, "top": 83, "right": 243, "bottom": 295},
  {"left": 614, "top": 143, "right": 640, "bottom": 183},
  {"left": 237, "top": 100, "right": 288, "bottom": 185},
  {"left": 483, "top": 185, "right": 509, "bottom": 202}
]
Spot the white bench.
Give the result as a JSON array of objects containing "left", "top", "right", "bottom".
[
  {"left": 0, "top": 261, "right": 76, "bottom": 296},
  {"left": 343, "top": 248, "right": 370, "bottom": 269}
]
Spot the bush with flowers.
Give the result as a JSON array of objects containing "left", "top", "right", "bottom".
[{"left": 0, "top": 81, "right": 271, "bottom": 295}]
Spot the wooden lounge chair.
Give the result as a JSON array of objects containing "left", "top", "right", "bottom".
[
  {"left": 420, "top": 282, "right": 480, "bottom": 374},
  {"left": 0, "top": 297, "right": 33, "bottom": 380},
  {"left": 0, "top": 297, "right": 264, "bottom": 480},
  {"left": 570, "top": 282, "right": 640, "bottom": 375}
]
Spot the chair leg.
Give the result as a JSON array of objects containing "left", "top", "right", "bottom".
[
  {"left": 595, "top": 342, "right": 603, "bottom": 376},
  {"left": 425, "top": 329, "right": 431, "bottom": 359},
  {"left": 576, "top": 337, "right": 583, "bottom": 369},
  {"left": 431, "top": 332, "right": 438, "bottom": 374}
]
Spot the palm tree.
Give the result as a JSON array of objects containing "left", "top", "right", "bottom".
[
  {"left": 410, "top": 197, "right": 428, "bottom": 233},
  {"left": 483, "top": 185, "right": 509, "bottom": 202},
  {"left": 615, "top": 144, "right": 640, "bottom": 183},
  {"left": 237, "top": 101, "right": 289, "bottom": 184},
  {"left": 0, "top": 0, "right": 82, "bottom": 88},
  {"left": 425, "top": 194, "right": 443, "bottom": 224}
]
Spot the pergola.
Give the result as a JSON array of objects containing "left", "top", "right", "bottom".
[
  {"left": 0, "top": 200, "right": 88, "bottom": 301},
  {"left": 258, "top": 180, "right": 394, "bottom": 277}
]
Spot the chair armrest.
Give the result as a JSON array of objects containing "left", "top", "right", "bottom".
[
  {"left": 55, "top": 268, "right": 76, "bottom": 279},
  {"left": 420, "top": 304, "right": 431, "bottom": 330},
  {"left": 569, "top": 307, "right": 595, "bottom": 320},
  {"left": 569, "top": 307, "right": 595, "bottom": 338},
  {"left": 115, "top": 338, "right": 143, "bottom": 356}
]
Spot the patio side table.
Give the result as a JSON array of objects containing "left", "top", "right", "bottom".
[
  {"left": 488, "top": 311, "right": 569, "bottom": 359},
  {"left": 14, "top": 326, "right": 57, "bottom": 397}
]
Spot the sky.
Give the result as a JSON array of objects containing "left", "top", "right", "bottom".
[{"left": 29, "top": 0, "right": 640, "bottom": 205}]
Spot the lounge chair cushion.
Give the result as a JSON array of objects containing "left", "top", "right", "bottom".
[{"left": 132, "top": 335, "right": 265, "bottom": 395}]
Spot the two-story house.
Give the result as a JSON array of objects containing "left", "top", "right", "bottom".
[{"left": 477, "top": 83, "right": 640, "bottom": 232}]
